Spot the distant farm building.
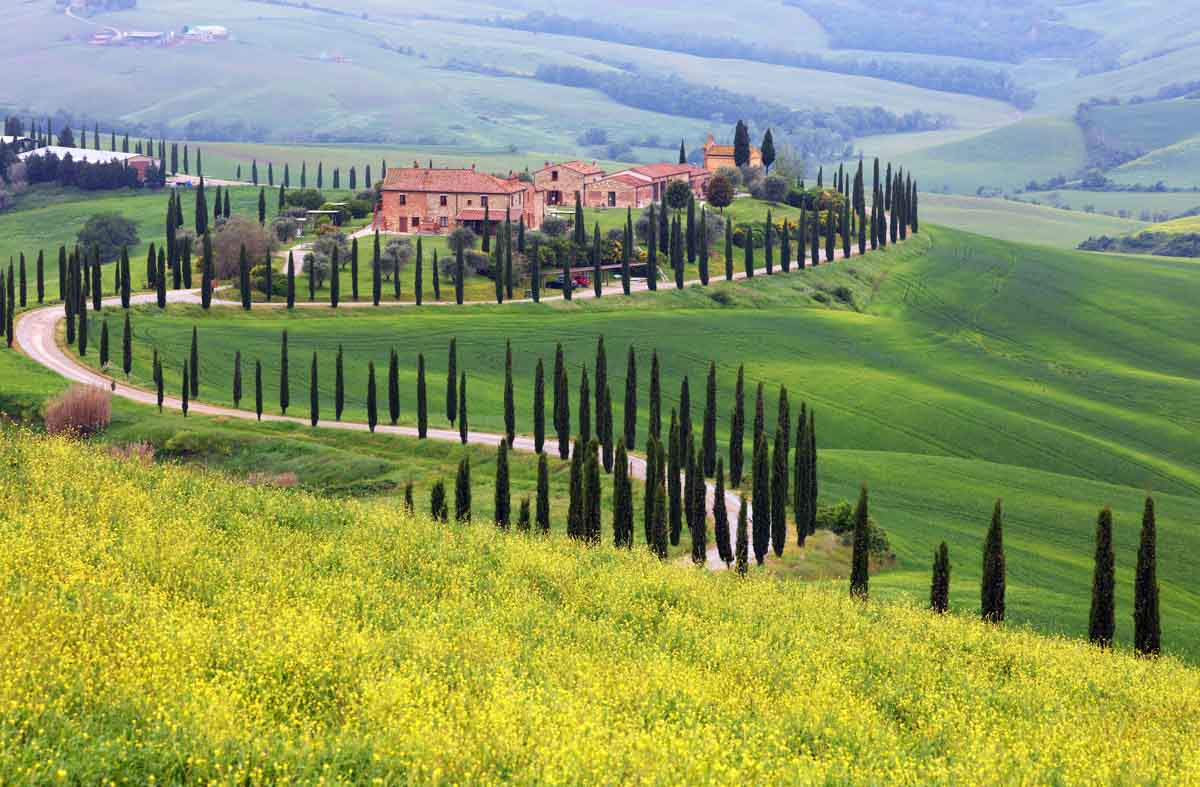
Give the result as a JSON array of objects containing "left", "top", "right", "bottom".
[
  {"left": 533, "top": 160, "right": 605, "bottom": 208},
  {"left": 580, "top": 163, "right": 711, "bottom": 210},
  {"left": 701, "top": 133, "right": 761, "bottom": 172},
  {"left": 18, "top": 146, "right": 158, "bottom": 182},
  {"left": 376, "top": 165, "right": 541, "bottom": 235},
  {"left": 0, "top": 135, "right": 36, "bottom": 154}
]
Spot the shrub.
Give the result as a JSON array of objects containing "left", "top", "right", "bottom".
[
  {"left": 212, "top": 216, "right": 276, "bottom": 279},
  {"left": 77, "top": 212, "right": 139, "bottom": 262},
  {"left": 447, "top": 227, "right": 478, "bottom": 253},
  {"left": 762, "top": 175, "right": 790, "bottom": 204},
  {"left": 541, "top": 216, "right": 569, "bottom": 237},
  {"left": 817, "top": 500, "right": 892, "bottom": 559},
  {"left": 284, "top": 188, "right": 325, "bottom": 211},
  {"left": 44, "top": 385, "right": 112, "bottom": 437}
]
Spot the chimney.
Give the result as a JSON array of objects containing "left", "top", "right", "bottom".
[
  {"left": 471, "top": 163, "right": 475, "bottom": 170},
  {"left": 544, "top": 161, "right": 549, "bottom": 168},
  {"left": 413, "top": 160, "right": 419, "bottom": 168}
]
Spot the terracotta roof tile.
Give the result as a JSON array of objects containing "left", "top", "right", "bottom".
[
  {"left": 382, "top": 168, "right": 525, "bottom": 194},
  {"left": 537, "top": 160, "right": 605, "bottom": 176}
]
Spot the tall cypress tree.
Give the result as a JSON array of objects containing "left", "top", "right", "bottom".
[
  {"left": 279, "top": 329, "right": 290, "bottom": 414},
  {"left": 849, "top": 485, "right": 870, "bottom": 598},
  {"left": 1088, "top": 507, "right": 1115, "bottom": 647},
  {"left": 622, "top": 208, "right": 633, "bottom": 295},
  {"left": 309, "top": 351, "right": 320, "bottom": 427},
  {"left": 647, "top": 204, "right": 658, "bottom": 291},
  {"left": 121, "top": 313, "right": 132, "bottom": 377},
  {"left": 794, "top": 403, "right": 810, "bottom": 547},
  {"left": 981, "top": 499, "right": 1006, "bottom": 623},
  {"left": 455, "top": 455, "right": 472, "bottom": 523},
  {"left": 668, "top": 412, "right": 682, "bottom": 546},
  {"left": 286, "top": 251, "right": 296, "bottom": 309},
  {"left": 751, "top": 431, "right": 770, "bottom": 565},
  {"left": 503, "top": 340, "right": 515, "bottom": 446},
  {"left": 153, "top": 349, "right": 163, "bottom": 412},
  {"left": 713, "top": 459, "right": 731, "bottom": 565},
  {"left": 643, "top": 436, "right": 659, "bottom": 546},
  {"left": 432, "top": 250, "right": 441, "bottom": 301},
  {"left": 555, "top": 344, "right": 570, "bottom": 460},
  {"left": 744, "top": 225, "right": 754, "bottom": 278},
  {"left": 239, "top": 244, "right": 251, "bottom": 310},
  {"left": 724, "top": 219, "right": 734, "bottom": 281},
  {"left": 583, "top": 439, "right": 601, "bottom": 544},
  {"left": 567, "top": 440, "right": 584, "bottom": 540},
  {"left": 730, "top": 364, "right": 745, "bottom": 487},
  {"left": 458, "top": 372, "right": 468, "bottom": 445},
  {"left": 613, "top": 439, "right": 633, "bottom": 548},
  {"left": 201, "top": 234, "right": 214, "bottom": 309},
  {"left": 181, "top": 362, "right": 189, "bottom": 417},
  {"left": 1134, "top": 497, "right": 1161, "bottom": 656},
  {"left": 536, "top": 453, "right": 550, "bottom": 533},
  {"left": 688, "top": 444, "right": 706, "bottom": 565},
  {"left": 578, "top": 365, "right": 591, "bottom": 446},
  {"left": 686, "top": 193, "right": 696, "bottom": 264},
  {"left": 455, "top": 243, "right": 465, "bottom": 305},
  {"left": 623, "top": 345, "right": 637, "bottom": 450},
  {"left": 651, "top": 442, "right": 668, "bottom": 559},
  {"left": 232, "top": 350, "right": 243, "bottom": 408},
  {"left": 780, "top": 218, "right": 790, "bottom": 274},
  {"left": 431, "top": 481, "right": 448, "bottom": 523},
  {"left": 771, "top": 392, "right": 789, "bottom": 558},
  {"left": 494, "top": 440, "right": 511, "bottom": 529},
  {"left": 77, "top": 300, "right": 88, "bottom": 356},
  {"left": 930, "top": 542, "right": 951, "bottom": 613},
  {"left": 371, "top": 231, "right": 382, "bottom": 306},
  {"left": 533, "top": 357, "right": 545, "bottom": 454},
  {"left": 735, "top": 495, "right": 749, "bottom": 575},
  {"left": 592, "top": 223, "right": 602, "bottom": 298},
  {"left": 334, "top": 344, "right": 345, "bottom": 421},
  {"left": 258, "top": 187, "right": 266, "bottom": 225},
  {"left": 388, "top": 348, "right": 400, "bottom": 425},
  {"left": 446, "top": 337, "right": 457, "bottom": 424},
  {"left": 350, "top": 237, "right": 359, "bottom": 302},
  {"left": 678, "top": 375, "right": 692, "bottom": 463},
  {"left": 366, "top": 361, "right": 377, "bottom": 433},
  {"left": 764, "top": 212, "right": 774, "bottom": 275}
]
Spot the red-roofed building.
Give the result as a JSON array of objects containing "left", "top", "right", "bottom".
[
  {"left": 584, "top": 163, "right": 710, "bottom": 210},
  {"left": 377, "top": 165, "right": 541, "bottom": 234},
  {"left": 533, "top": 160, "right": 606, "bottom": 208}
]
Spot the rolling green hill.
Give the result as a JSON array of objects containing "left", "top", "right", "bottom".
[
  {"left": 917, "top": 194, "right": 1148, "bottom": 247},
  {"left": 67, "top": 226, "right": 1200, "bottom": 657}
]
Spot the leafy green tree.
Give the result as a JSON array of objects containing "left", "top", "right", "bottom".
[
  {"left": 77, "top": 213, "right": 138, "bottom": 264},
  {"left": 981, "top": 499, "right": 1006, "bottom": 623},
  {"left": 850, "top": 485, "right": 870, "bottom": 598},
  {"left": 1134, "top": 497, "right": 1161, "bottom": 656}
]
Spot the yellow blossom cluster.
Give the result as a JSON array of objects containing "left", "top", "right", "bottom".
[{"left": 1, "top": 430, "right": 1199, "bottom": 783}]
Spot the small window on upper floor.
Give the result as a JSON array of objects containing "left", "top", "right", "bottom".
[
  {"left": 398, "top": 194, "right": 406, "bottom": 205},
  {"left": 481, "top": 195, "right": 489, "bottom": 207},
  {"left": 551, "top": 171, "right": 559, "bottom": 181},
  {"left": 440, "top": 195, "right": 447, "bottom": 206}
]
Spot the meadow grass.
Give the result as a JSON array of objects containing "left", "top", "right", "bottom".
[
  {"left": 68, "top": 226, "right": 1200, "bottom": 656},
  {"left": 917, "top": 194, "right": 1148, "bottom": 248},
  {"left": 0, "top": 429, "right": 1198, "bottom": 782}
]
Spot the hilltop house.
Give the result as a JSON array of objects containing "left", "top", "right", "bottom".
[
  {"left": 701, "top": 133, "right": 761, "bottom": 172},
  {"left": 532, "top": 160, "right": 605, "bottom": 208},
  {"left": 582, "top": 163, "right": 710, "bottom": 210},
  {"left": 376, "top": 165, "right": 542, "bottom": 234}
]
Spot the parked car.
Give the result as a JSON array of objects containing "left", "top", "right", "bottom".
[{"left": 546, "top": 276, "right": 577, "bottom": 291}]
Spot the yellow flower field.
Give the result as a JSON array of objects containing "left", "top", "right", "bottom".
[{"left": 1, "top": 430, "right": 1199, "bottom": 784}]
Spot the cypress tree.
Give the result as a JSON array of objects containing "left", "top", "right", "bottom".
[
  {"left": 153, "top": 349, "right": 163, "bottom": 412},
  {"left": 279, "top": 184, "right": 286, "bottom": 214},
  {"left": 794, "top": 403, "right": 810, "bottom": 546},
  {"left": 494, "top": 440, "right": 511, "bottom": 528},
  {"left": 825, "top": 202, "right": 836, "bottom": 263},
  {"left": 931, "top": 542, "right": 951, "bottom": 614},
  {"left": 77, "top": 301, "right": 88, "bottom": 356},
  {"left": 668, "top": 412, "right": 682, "bottom": 546},
  {"left": 446, "top": 338, "right": 458, "bottom": 424},
  {"left": 684, "top": 442, "right": 697, "bottom": 558},
  {"left": 493, "top": 227, "right": 504, "bottom": 304},
  {"left": 98, "top": 318, "right": 109, "bottom": 368},
  {"left": 724, "top": 219, "right": 733, "bottom": 281},
  {"left": 780, "top": 218, "right": 791, "bottom": 274},
  {"left": 555, "top": 345, "right": 570, "bottom": 460},
  {"left": 309, "top": 351, "right": 320, "bottom": 426},
  {"left": 232, "top": 350, "right": 243, "bottom": 408},
  {"left": 17, "top": 253, "right": 26, "bottom": 308},
  {"left": 623, "top": 345, "right": 637, "bottom": 449},
  {"left": 644, "top": 436, "right": 659, "bottom": 546},
  {"left": 771, "top": 398, "right": 789, "bottom": 558},
  {"left": 182, "top": 239, "right": 193, "bottom": 291},
  {"left": 743, "top": 225, "right": 754, "bottom": 278},
  {"left": 811, "top": 209, "right": 821, "bottom": 267},
  {"left": 730, "top": 364, "right": 745, "bottom": 487},
  {"left": 388, "top": 348, "right": 400, "bottom": 425},
  {"left": 34, "top": 249, "right": 43, "bottom": 305},
  {"left": 181, "top": 362, "right": 189, "bottom": 417},
  {"left": 258, "top": 187, "right": 266, "bottom": 225},
  {"left": 678, "top": 375, "right": 692, "bottom": 461},
  {"left": 595, "top": 337, "right": 608, "bottom": 452},
  {"left": 502, "top": 340, "right": 516, "bottom": 445},
  {"left": 416, "top": 353, "right": 428, "bottom": 438},
  {"left": 458, "top": 372, "right": 468, "bottom": 445},
  {"left": 613, "top": 439, "right": 633, "bottom": 548},
  {"left": 366, "top": 361, "right": 378, "bottom": 433},
  {"left": 702, "top": 362, "right": 717, "bottom": 477},
  {"left": 253, "top": 359, "right": 263, "bottom": 420},
  {"left": 806, "top": 409, "right": 818, "bottom": 538},
  {"left": 764, "top": 212, "right": 774, "bottom": 275},
  {"left": 578, "top": 365, "right": 591, "bottom": 446},
  {"left": 432, "top": 250, "right": 441, "bottom": 300},
  {"left": 751, "top": 431, "right": 770, "bottom": 565},
  {"left": 286, "top": 251, "right": 296, "bottom": 309},
  {"left": 686, "top": 193, "right": 696, "bottom": 264},
  {"left": 455, "top": 455, "right": 472, "bottom": 523},
  {"left": 649, "top": 350, "right": 662, "bottom": 440},
  {"left": 403, "top": 482, "right": 414, "bottom": 514},
  {"left": 647, "top": 204, "right": 658, "bottom": 291},
  {"left": 329, "top": 246, "right": 339, "bottom": 308},
  {"left": 279, "top": 330, "right": 290, "bottom": 414},
  {"left": 842, "top": 200, "right": 852, "bottom": 259},
  {"left": 505, "top": 217, "right": 514, "bottom": 301},
  {"left": 536, "top": 453, "right": 550, "bottom": 533},
  {"left": 651, "top": 443, "right": 668, "bottom": 559},
  {"left": 562, "top": 247, "right": 573, "bottom": 302},
  {"left": 981, "top": 499, "right": 1006, "bottom": 623},
  {"left": 350, "top": 237, "right": 359, "bottom": 302},
  {"left": 712, "top": 459, "right": 731, "bottom": 565},
  {"left": 533, "top": 357, "right": 545, "bottom": 454},
  {"left": 119, "top": 246, "right": 130, "bottom": 308},
  {"left": 122, "top": 313, "right": 132, "bottom": 376},
  {"left": 223, "top": 189, "right": 230, "bottom": 219},
  {"left": 156, "top": 251, "right": 166, "bottom": 309},
  {"left": 335, "top": 344, "right": 344, "bottom": 421},
  {"left": 1088, "top": 507, "right": 1115, "bottom": 647},
  {"left": 431, "top": 480, "right": 448, "bottom": 523},
  {"left": 622, "top": 208, "right": 633, "bottom": 295},
  {"left": 698, "top": 206, "right": 710, "bottom": 284},
  {"left": 189, "top": 326, "right": 199, "bottom": 396},
  {"left": 592, "top": 223, "right": 602, "bottom": 298},
  {"left": 849, "top": 485, "right": 870, "bottom": 598},
  {"left": 690, "top": 443, "right": 707, "bottom": 564},
  {"left": 239, "top": 244, "right": 251, "bottom": 310},
  {"left": 371, "top": 230, "right": 382, "bottom": 306},
  {"left": 1134, "top": 497, "right": 1161, "bottom": 656},
  {"left": 735, "top": 495, "right": 749, "bottom": 575},
  {"left": 567, "top": 439, "right": 584, "bottom": 540},
  {"left": 308, "top": 251, "right": 316, "bottom": 302},
  {"left": 201, "top": 233, "right": 214, "bottom": 309},
  {"left": 583, "top": 439, "right": 602, "bottom": 543}
]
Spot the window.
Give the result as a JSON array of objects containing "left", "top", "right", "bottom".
[
  {"left": 412, "top": 216, "right": 420, "bottom": 228},
  {"left": 439, "top": 216, "right": 448, "bottom": 228},
  {"left": 398, "top": 194, "right": 406, "bottom": 206},
  {"left": 551, "top": 170, "right": 559, "bottom": 181},
  {"left": 607, "top": 191, "right": 616, "bottom": 207},
  {"left": 440, "top": 195, "right": 447, "bottom": 206},
  {"left": 480, "top": 195, "right": 488, "bottom": 207}
]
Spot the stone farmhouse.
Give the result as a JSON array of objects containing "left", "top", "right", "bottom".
[
  {"left": 581, "top": 163, "right": 710, "bottom": 210},
  {"left": 532, "top": 160, "right": 605, "bottom": 208},
  {"left": 701, "top": 134, "right": 761, "bottom": 172},
  {"left": 376, "top": 165, "right": 542, "bottom": 235}
]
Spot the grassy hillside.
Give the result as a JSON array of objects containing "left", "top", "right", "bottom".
[
  {"left": 1014, "top": 189, "right": 1200, "bottom": 220},
  {"left": 0, "top": 430, "right": 1197, "bottom": 781},
  {"left": 69, "top": 227, "right": 1200, "bottom": 655},
  {"left": 1085, "top": 98, "right": 1200, "bottom": 154},
  {"left": 1113, "top": 136, "right": 1200, "bottom": 188},
  {"left": 1147, "top": 214, "right": 1200, "bottom": 234},
  {"left": 897, "top": 118, "right": 1087, "bottom": 194},
  {"left": 917, "top": 194, "right": 1148, "bottom": 247}
]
